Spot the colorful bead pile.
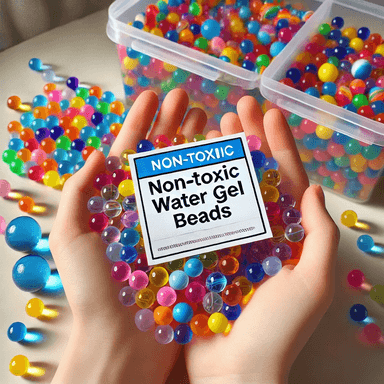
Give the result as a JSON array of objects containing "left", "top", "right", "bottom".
[
  {"left": 3, "top": 75, "right": 129, "bottom": 189},
  {"left": 87, "top": 133, "right": 305, "bottom": 344},
  {"left": 116, "top": 0, "right": 314, "bottom": 130},
  {"left": 270, "top": 16, "right": 384, "bottom": 200}
]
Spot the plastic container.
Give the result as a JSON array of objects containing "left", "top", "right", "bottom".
[
  {"left": 261, "top": 0, "right": 384, "bottom": 202},
  {"left": 107, "top": 0, "right": 321, "bottom": 132}
]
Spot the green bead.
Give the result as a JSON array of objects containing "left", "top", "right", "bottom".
[
  {"left": 189, "top": 2, "right": 201, "bottom": 16},
  {"left": 156, "top": 12, "right": 166, "bottom": 22},
  {"left": 345, "top": 139, "right": 362, "bottom": 155},
  {"left": 199, "top": 252, "right": 218, "bottom": 269},
  {"left": 352, "top": 94, "right": 368, "bottom": 108},
  {"left": 193, "top": 134, "right": 206, "bottom": 142},
  {"left": 215, "top": 85, "right": 229, "bottom": 101},
  {"left": 56, "top": 136, "right": 71, "bottom": 150},
  {"left": 343, "top": 167, "right": 357, "bottom": 179},
  {"left": 288, "top": 113, "right": 303, "bottom": 127},
  {"left": 318, "top": 23, "right": 331, "bottom": 36},
  {"left": 173, "top": 69, "right": 189, "bottom": 84},
  {"left": 334, "top": 155, "right": 350, "bottom": 167},
  {"left": 76, "top": 87, "right": 89, "bottom": 100},
  {"left": 86, "top": 136, "right": 101, "bottom": 149},
  {"left": 361, "top": 145, "right": 381, "bottom": 160},
  {"left": 322, "top": 176, "right": 335, "bottom": 189},
  {"left": 2, "top": 149, "right": 17, "bottom": 164},
  {"left": 256, "top": 54, "right": 270, "bottom": 68},
  {"left": 10, "top": 158, "right": 24, "bottom": 175},
  {"left": 327, "top": 56, "right": 339, "bottom": 67},
  {"left": 96, "top": 102, "right": 110, "bottom": 115},
  {"left": 369, "top": 285, "right": 384, "bottom": 305},
  {"left": 166, "top": 259, "right": 185, "bottom": 271},
  {"left": 194, "top": 37, "right": 208, "bottom": 51}
]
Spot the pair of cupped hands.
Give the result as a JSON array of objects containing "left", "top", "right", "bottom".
[{"left": 49, "top": 89, "right": 339, "bottom": 384}]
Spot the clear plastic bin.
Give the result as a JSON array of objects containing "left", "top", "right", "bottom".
[
  {"left": 107, "top": 0, "right": 321, "bottom": 133},
  {"left": 261, "top": 0, "right": 384, "bottom": 202}
]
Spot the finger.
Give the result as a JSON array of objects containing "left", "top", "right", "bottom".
[
  {"left": 206, "top": 130, "right": 222, "bottom": 140},
  {"left": 295, "top": 185, "right": 340, "bottom": 281},
  {"left": 56, "top": 150, "right": 106, "bottom": 232},
  {"left": 147, "top": 88, "right": 190, "bottom": 142},
  {"left": 179, "top": 107, "right": 207, "bottom": 141},
  {"left": 220, "top": 112, "right": 243, "bottom": 135},
  {"left": 109, "top": 90, "right": 159, "bottom": 156},
  {"left": 263, "top": 109, "right": 309, "bottom": 206},
  {"left": 237, "top": 96, "right": 272, "bottom": 157}
]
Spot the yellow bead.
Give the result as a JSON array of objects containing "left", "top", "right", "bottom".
[
  {"left": 340, "top": 210, "right": 358, "bottom": 227},
  {"left": 221, "top": 47, "right": 239, "bottom": 63},
  {"left": 260, "top": 185, "right": 280, "bottom": 203},
  {"left": 166, "top": 12, "right": 180, "bottom": 24},
  {"left": 123, "top": 57, "right": 139, "bottom": 70},
  {"left": 135, "top": 288, "right": 155, "bottom": 308},
  {"left": 149, "top": 267, "right": 169, "bottom": 287},
  {"left": 163, "top": 62, "right": 178, "bottom": 72},
  {"left": 9, "top": 355, "right": 29, "bottom": 376},
  {"left": 124, "top": 76, "right": 137, "bottom": 87},
  {"left": 72, "top": 115, "right": 88, "bottom": 129},
  {"left": 150, "top": 27, "right": 163, "bottom": 37},
  {"left": 299, "top": 148, "right": 314, "bottom": 163},
  {"left": 342, "top": 27, "right": 357, "bottom": 40},
  {"left": 120, "top": 149, "right": 136, "bottom": 166},
  {"left": 350, "top": 154, "right": 367, "bottom": 173},
  {"left": 350, "top": 37, "right": 364, "bottom": 52},
  {"left": 318, "top": 63, "right": 338, "bottom": 83},
  {"left": 25, "top": 298, "right": 44, "bottom": 318},
  {"left": 223, "top": 322, "right": 232, "bottom": 336},
  {"left": 315, "top": 125, "right": 334, "bottom": 140},
  {"left": 70, "top": 96, "right": 85, "bottom": 108},
  {"left": 208, "top": 312, "right": 228, "bottom": 333},
  {"left": 43, "top": 170, "right": 60, "bottom": 187},
  {"left": 320, "top": 95, "right": 337, "bottom": 105},
  {"left": 375, "top": 44, "right": 384, "bottom": 56},
  {"left": 262, "top": 170, "right": 281, "bottom": 186},
  {"left": 118, "top": 179, "right": 135, "bottom": 197}
]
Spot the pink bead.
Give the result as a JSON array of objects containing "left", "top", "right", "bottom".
[
  {"left": 227, "top": 90, "right": 242, "bottom": 105},
  {"left": 157, "top": 286, "right": 177, "bottom": 307},
  {"left": 80, "top": 105, "right": 95, "bottom": 121},
  {"left": 291, "top": 126, "right": 306, "bottom": 140},
  {"left": 121, "top": 211, "right": 139, "bottom": 228},
  {"left": 330, "top": 171, "right": 346, "bottom": 183},
  {"left": 0, "top": 216, "right": 6, "bottom": 234},
  {"left": 327, "top": 142, "right": 345, "bottom": 157},
  {"left": 185, "top": 282, "right": 206, "bottom": 303},
  {"left": 89, "top": 213, "right": 108, "bottom": 232},
  {"left": 300, "top": 119, "right": 317, "bottom": 134},
  {"left": 65, "top": 107, "right": 80, "bottom": 118},
  {"left": 264, "top": 201, "right": 281, "bottom": 223},
  {"left": 117, "top": 44, "right": 127, "bottom": 63},
  {"left": 48, "top": 90, "right": 63, "bottom": 103},
  {"left": 211, "top": 36, "right": 226, "bottom": 55},
  {"left": 0, "top": 179, "right": 11, "bottom": 197},
  {"left": 247, "top": 135, "right": 262, "bottom": 151},
  {"left": 31, "top": 149, "right": 47, "bottom": 165},
  {"left": 358, "top": 173, "right": 378, "bottom": 186},
  {"left": 376, "top": 76, "right": 384, "bottom": 87},
  {"left": 313, "top": 149, "right": 332, "bottom": 162},
  {"left": 111, "top": 261, "right": 131, "bottom": 282},
  {"left": 154, "top": 134, "right": 172, "bottom": 147},
  {"left": 347, "top": 269, "right": 365, "bottom": 288},
  {"left": 317, "top": 165, "right": 331, "bottom": 177},
  {"left": 129, "top": 270, "right": 149, "bottom": 290},
  {"left": 363, "top": 323, "right": 382, "bottom": 345}
]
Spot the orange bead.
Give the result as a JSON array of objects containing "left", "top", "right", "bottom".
[
  {"left": 18, "top": 196, "right": 35, "bottom": 213},
  {"left": 47, "top": 102, "right": 61, "bottom": 116},
  {"left": 43, "top": 83, "right": 56, "bottom": 95},
  {"left": 40, "top": 138, "right": 56, "bottom": 154},
  {"left": 110, "top": 101, "right": 125, "bottom": 115},
  {"left": 7, "top": 96, "right": 31, "bottom": 111},
  {"left": 64, "top": 126, "right": 79, "bottom": 141},
  {"left": 154, "top": 306, "right": 173, "bottom": 325},
  {"left": 59, "top": 116, "right": 72, "bottom": 130},
  {"left": 110, "top": 123, "right": 122, "bottom": 137},
  {"left": 17, "top": 148, "right": 31, "bottom": 162},
  {"left": 33, "top": 107, "right": 48, "bottom": 120},
  {"left": 82, "top": 146, "right": 96, "bottom": 161},
  {"left": 289, "top": 241, "right": 303, "bottom": 259},
  {"left": 173, "top": 134, "right": 187, "bottom": 145},
  {"left": 89, "top": 86, "right": 102, "bottom": 99},
  {"left": 222, "top": 284, "right": 242, "bottom": 306},
  {"left": 20, "top": 128, "right": 35, "bottom": 142},
  {"left": 7, "top": 121, "right": 22, "bottom": 133},
  {"left": 218, "top": 256, "right": 239, "bottom": 275},
  {"left": 368, "top": 151, "right": 384, "bottom": 170},
  {"left": 190, "top": 314, "right": 210, "bottom": 336},
  {"left": 42, "top": 158, "right": 58, "bottom": 172}
]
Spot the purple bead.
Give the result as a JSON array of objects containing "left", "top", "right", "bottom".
[
  {"left": 135, "top": 308, "right": 155, "bottom": 331},
  {"left": 121, "top": 211, "right": 139, "bottom": 228},
  {"left": 155, "top": 325, "right": 174, "bottom": 344},
  {"left": 118, "top": 286, "right": 137, "bottom": 306},
  {"left": 282, "top": 208, "right": 302, "bottom": 225},
  {"left": 272, "top": 243, "right": 292, "bottom": 260},
  {"left": 278, "top": 193, "right": 296, "bottom": 210},
  {"left": 35, "top": 128, "right": 50, "bottom": 142},
  {"left": 105, "top": 156, "right": 121, "bottom": 172}
]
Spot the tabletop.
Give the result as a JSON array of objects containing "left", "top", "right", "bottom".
[{"left": 0, "top": 7, "right": 384, "bottom": 384}]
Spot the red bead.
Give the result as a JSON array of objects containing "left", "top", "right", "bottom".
[
  {"left": 254, "top": 44, "right": 268, "bottom": 56},
  {"left": 93, "top": 173, "right": 111, "bottom": 190},
  {"left": 299, "top": 72, "right": 317, "bottom": 91},
  {"left": 363, "top": 323, "right": 382, "bottom": 344},
  {"left": 357, "top": 105, "right": 375, "bottom": 119},
  {"left": 222, "top": 284, "right": 242, "bottom": 306},
  {"left": 305, "top": 42, "right": 321, "bottom": 55},
  {"left": 264, "top": 201, "right": 281, "bottom": 223},
  {"left": 279, "top": 78, "right": 295, "bottom": 87},
  {"left": 111, "top": 169, "right": 127, "bottom": 186},
  {"left": 28, "top": 165, "right": 44, "bottom": 181},
  {"left": 278, "top": 28, "right": 293, "bottom": 44},
  {"left": 347, "top": 269, "right": 365, "bottom": 288},
  {"left": 24, "top": 139, "right": 39, "bottom": 152},
  {"left": 89, "top": 213, "right": 108, "bottom": 232}
]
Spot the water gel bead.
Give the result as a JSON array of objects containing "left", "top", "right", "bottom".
[
  {"left": 218, "top": 256, "right": 239, "bottom": 275},
  {"left": 169, "top": 270, "right": 189, "bottom": 290},
  {"left": 357, "top": 234, "right": 375, "bottom": 252},
  {"left": 349, "top": 304, "right": 368, "bottom": 322},
  {"left": 184, "top": 258, "right": 203, "bottom": 277},
  {"left": 135, "top": 308, "right": 155, "bottom": 331},
  {"left": 262, "top": 256, "right": 282, "bottom": 276},
  {"left": 282, "top": 208, "right": 302, "bottom": 225},
  {"left": 121, "top": 211, "right": 139, "bottom": 228},
  {"left": 208, "top": 312, "right": 228, "bottom": 334},
  {"left": 149, "top": 267, "right": 169, "bottom": 287},
  {"left": 246, "top": 262, "right": 265, "bottom": 283},
  {"left": 18, "top": 196, "right": 35, "bottom": 213},
  {"left": 135, "top": 288, "right": 156, "bottom": 308},
  {"left": 173, "top": 302, "right": 194, "bottom": 323},
  {"left": 106, "top": 242, "right": 124, "bottom": 262},
  {"left": 199, "top": 252, "right": 218, "bottom": 269},
  {"left": 118, "top": 286, "right": 137, "bottom": 306},
  {"left": 129, "top": 270, "right": 149, "bottom": 290},
  {"left": 5, "top": 216, "right": 42, "bottom": 252},
  {"left": 103, "top": 200, "right": 122, "bottom": 218},
  {"left": 111, "top": 261, "right": 131, "bottom": 282},
  {"left": 233, "top": 276, "right": 253, "bottom": 296},
  {"left": 222, "top": 284, "right": 242, "bottom": 306},
  {"left": 174, "top": 324, "right": 193, "bottom": 345},
  {"left": 206, "top": 272, "right": 227, "bottom": 293},
  {"left": 203, "top": 291, "right": 223, "bottom": 314},
  {"left": 155, "top": 325, "right": 174, "bottom": 344},
  {"left": 272, "top": 243, "right": 292, "bottom": 261},
  {"left": 87, "top": 196, "right": 105, "bottom": 213},
  {"left": 120, "top": 228, "right": 140, "bottom": 246},
  {"left": 190, "top": 314, "right": 210, "bottom": 336},
  {"left": 101, "top": 226, "right": 121, "bottom": 244},
  {"left": 285, "top": 223, "right": 305, "bottom": 242},
  {"left": 101, "top": 184, "right": 119, "bottom": 200},
  {"left": 185, "top": 282, "right": 205, "bottom": 303},
  {"left": 157, "top": 286, "right": 177, "bottom": 307}
]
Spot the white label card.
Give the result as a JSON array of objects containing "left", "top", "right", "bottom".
[{"left": 129, "top": 133, "right": 272, "bottom": 265}]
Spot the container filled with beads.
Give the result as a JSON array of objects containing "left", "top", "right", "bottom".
[
  {"left": 106, "top": 0, "right": 322, "bottom": 132},
  {"left": 261, "top": 0, "right": 384, "bottom": 201}
]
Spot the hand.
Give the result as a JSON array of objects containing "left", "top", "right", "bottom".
[
  {"left": 49, "top": 89, "right": 206, "bottom": 384},
  {"left": 185, "top": 97, "right": 340, "bottom": 384}
]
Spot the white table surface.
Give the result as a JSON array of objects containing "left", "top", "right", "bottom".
[{"left": 1, "top": 7, "right": 384, "bottom": 384}]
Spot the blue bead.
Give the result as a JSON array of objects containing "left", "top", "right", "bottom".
[
  {"left": 31, "top": 119, "right": 46, "bottom": 132},
  {"left": 124, "top": 84, "right": 135, "bottom": 96},
  {"left": 120, "top": 246, "right": 138, "bottom": 263},
  {"left": 247, "top": 20, "right": 260, "bottom": 35},
  {"left": 173, "top": 302, "right": 194, "bottom": 323},
  {"left": 343, "top": 167, "right": 358, "bottom": 180},
  {"left": 174, "top": 324, "right": 193, "bottom": 344},
  {"left": 325, "top": 160, "right": 339, "bottom": 171},
  {"left": 91, "top": 112, "right": 104, "bottom": 126},
  {"left": 200, "top": 79, "right": 216, "bottom": 94},
  {"left": 50, "top": 126, "right": 64, "bottom": 140},
  {"left": 60, "top": 99, "right": 70, "bottom": 111},
  {"left": 8, "top": 322, "right": 27, "bottom": 342},
  {"left": 220, "top": 56, "right": 230, "bottom": 62},
  {"left": 121, "top": 228, "right": 140, "bottom": 246},
  {"left": 53, "top": 148, "right": 68, "bottom": 162},
  {"left": 101, "top": 91, "right": 115, "bottom": 103},
  {"left": 345, "top": 47, "right": 355, "bottom": 55},
  {"left": 104, "top": 113, "right": 120, "bottom": 125},
  {"left": 66, "top": 77, "right": 79, "bottom": 90},
  {"left": 96, "top": 123, "right": 109, "bottom": 138},
  {"left": 286, "top": 68, "right": 301, "bottom": 83},
  {"left": 67, "top": 150, "right": 82, "bottom": 165},
  {"left": 338, "top": 36, "right": 350, "bottom": 47},
  {"left": 339, "top": 60, "right": 352, "bottom": 72},
  {"left": 74, "top": 161, "right": 85, "bottom": 172},
  {"left": 357, "top": 235, "right": 374, "bottom": 252},
  {"left": 305, "top": 63, "right": 317, "bottom": 73},
  {"left": 347, "top": 179, "right": 363, "bottom": 191},
  {"left": 5, "top": 217, "right": 42, "bottom": 252},
  {"left": 343, "top": 103, "right": 357, "bottom": 113},
  {"left": 35, "top": 128, "right": 50, "bottom": 142},
  {"left": 275, "top": 18, "right": 289, "bottom": 32},
  {"left": 328, "top": 29, "right": 341, "bottom": 41},
  {"left": 12, "top": 255, "right": 50, "bottom": 292},
  {"left": 58, "top": 160, "right": 74, "bottom": 176},
  {"left": 80, "top": 126, "right": 96, "bottom": 141},
  {"left": 33, "top": 95, "right": 48, "bottom": 107},
  {"left": 206, "top": 272, "right": 227, "bottom": 293},
  {"left": 263, "top": 157, "right": 279, "bottom": 170},
  {"left": 190, "top": 24, "right": 200, "bottom": 35},
  {"left": 165, "top": 30, "right": 179, "bottom": 42},
  {"left": 317, "top": 139, "right": 329, "bottom": 150},
  {"left": 71, "top": 139, "right": 85, "bottom": 152},
  {"left": 349, "top": 304, "right": 367, "bottom": 322},
  {"left": 222, "top": 304, "right": 241, "bottom": 320},
  {"left": 45, "top": 115, "right": 59, "bottom": 128},
  {"left": 184, "top": 258, "right": 203, "bottom": 277},
  {"left": 132, "top": 20, "right": 144, "bottom": 29},
  {"left": 246, "top": 263, "right": 265, "bottom": 283},
  {"left": 240, "top": 39, "right": 254, "bottom": 54},
  {"left": 324, "top": 47, "right": 334, "bottom": 57},
  {"left": 201, "top": 19, "right": 221, "bottom": 40},
  {"left": 239, "top": 6, "right": 251, "bottom": 19},
  {"left": 351, "top": 59, "right": 372, "bottom": 80},
  {"left": 20, "top": 112, "right": 34, "bottom": 127},
  {"left": 333, "top": 46, "right": 347, "bottom": 60},
  {"left": 303, "top": 134, "right": 319, "bottom": 150},
  {"left": 85, "top": 96, "right": 99, "bottom": 108},
  {"left": 365, "top": 167, "right": 380, "bottom": 178},
  {"left": 258, "top": 30, "right": 271, "bottom": 45},
  {"left": 331, "top": 16, "right": 344, "bottom": 29},
  {"left": 357, "top": 27, "right": 370, "bottom": 41},
  {"left": 28, "top": 58, "right": 45, "bottom": 71},
  {"left": 305, "top": 87, "right": 320, "bottom": 98},
  {"left": 371, "top": 101, "right": 384, "bottom": 115},
  {"left": 139, "top": 54, "right": 151, "bottom": 66},
  {"left": 138, "top": 77, "right": 150, "bottom": 87},
  {"left": 304, "top": 159, "right": 321, "bottom": 172},
  {"left": 250, "top": 150, "right": 266, "bottom": 168},
  {"left": 137, "top": 139, "right": 154, "bottom": 152},
  {"left": 8, "top": 138, "right": 24, "bottom": 151},
  {"left": 242, "top": 60, "right": 255, "bottom": 71},
  {"left": 270, "top": 41, "right": 286, "bottom": 57},
  {"left": 126, "top": 47, "right": 140, "bottom": 58},
  {"left": 169, "top": 270, "right": 189, "bottom": 290}
]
